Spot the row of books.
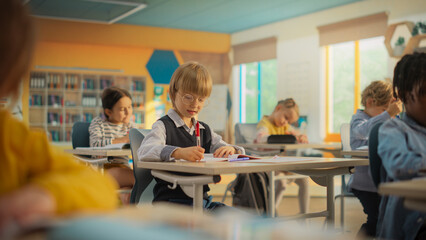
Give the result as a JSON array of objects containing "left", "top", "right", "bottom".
[
  {"left": 100, "top": 79, "right": 113, "bottom": 89},
  {"left": 47, "top": 95, "right": 63, "bottom": 107},
  {"left": 82, "top": 78, "right": 96, "bottom": 90},
  {"left": 133, "top": 112, "right": 144, "bottom": 124},
  {"left": 132, "top": 95, "right": 144, "bottom": 108},
  {"left": 64, "top": 75, "right": 79, "bottom": 89},
  {"left": 49, "top": 130, "right": 61, "bottom": 142},
  {"left": 132, "top": 80, "right": 145, "bottom": 91},
  {"left": 30, "top": 73, "right": 46, "bottom": 89},
  {"left": 29, "top": 94, "right": 43, "bottom": 106},
  {"left": 47, "top": 112, "right": 61, "bottom": 125},
  {"left": 65, "top": 113, "right": 82, "bottom": 124},
  {"left": 82, "top": 96, "right": 97, "bottom": 107}
]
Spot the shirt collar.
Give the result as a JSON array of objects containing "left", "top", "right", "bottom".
[
  {"left": 401, "top": 112, "right": 426, "bottom": 134},
  {"left": 167, "top": 109, "right": 205, "bottom": 130}
]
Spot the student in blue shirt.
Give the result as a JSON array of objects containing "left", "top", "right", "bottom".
[
  {"left": 137, "top": 62, "right": 244, "bottom": 210},
  {"left": 348, "top": 80, "right": 402, "bottom": 238},
  {"left": 377, "top": 52, "right": 426, "bottom": 240}
]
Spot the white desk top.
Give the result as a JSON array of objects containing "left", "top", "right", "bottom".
[
  {"left": 379, "top": 178, "right": 426, "bottom": 200},
  {"left": 340, "top": 150, "right": 369, "bottom": 157},
  {"left": 137, "top": 157, "right": 368, "bottom": 175},
  {"left": 379, "top": 178, "right": 426, "bottom": 212},
  {"left": 65, "top": 149, "right": 131, "bottom": 157},
  {"left": 239, "top": 142, "right": 341, "bottom": 150}
]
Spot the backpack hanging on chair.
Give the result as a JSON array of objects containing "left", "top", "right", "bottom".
[{"left": 230, "top": 172, "right": 270, "bottom": 215}]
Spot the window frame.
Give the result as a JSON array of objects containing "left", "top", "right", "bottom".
[
  {"left": 237, "top": 60, "right": 276, "bottom": 124},
  {"left": 325, "top": 40, "right": 361, "bottom": 142}
]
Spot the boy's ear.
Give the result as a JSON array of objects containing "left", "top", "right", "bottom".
[
  {"left": 366, "top": 97, "right": 375, "bottom": 107},
  {"left": 274, "top": 105, "right": 282, "bottom": 112}
]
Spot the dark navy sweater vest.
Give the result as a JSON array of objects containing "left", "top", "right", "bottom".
[{"left": 153, "top": 115, "right": 212, "bottom": 202}]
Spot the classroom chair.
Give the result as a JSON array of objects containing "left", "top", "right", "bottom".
[
  {"left": 335, "top": 123, "right": 356, "bottom": 230},
  {"left": 128, "top": 128, "right": 155, "bottom": 204},
  {"left": 234, "top": 122, "right": 281, "bottom": 156},
  {"left": 71, "top": 121, "right": 108, "bottom": 171},
  {"left": 224, "top": 123, "right": 308, "bottom": 212},
  {"left": 128, "top": 128, "right": 221, "bottom": 210},
  {"left": 368, "top": 123, "right": 385, "bottom": 188}
]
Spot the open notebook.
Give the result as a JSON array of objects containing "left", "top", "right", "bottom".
[
  {"left": 200, "top": 154, "right": 259, "bottom": 162},
  {"left": 76, "top": 143, "right": 130, "bottom": 150}
]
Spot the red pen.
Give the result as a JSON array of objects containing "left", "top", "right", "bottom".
[{"left": 196, "top": 121, "right": 201, "bottom": 146}]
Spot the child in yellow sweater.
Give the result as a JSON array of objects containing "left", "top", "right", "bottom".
[
  {"left": 0, "top": 0, "right": 117, "bottom": 235},
  {"left": 255, "top": 98, "right": 309, "bottom": 213}
]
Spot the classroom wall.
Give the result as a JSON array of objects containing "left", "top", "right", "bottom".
[
  {"left": 23, "top": 18, "right": 231, "bottom": 129},
  {"left": 231, "top": 0, "right": 426, "bottom": 142}
]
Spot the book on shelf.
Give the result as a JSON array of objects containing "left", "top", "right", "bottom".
[{"left": 76, "top": 143, "right": 130, "bottom": 150}]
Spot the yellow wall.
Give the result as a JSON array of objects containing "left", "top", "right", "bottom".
[{"left": 23, "top": 18, "right": 230, "bottom": 128}]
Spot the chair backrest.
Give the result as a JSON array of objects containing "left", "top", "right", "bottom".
[
  {"left": 235, "top": 123, "right": 258, "bottom": 144},
  {"left": 340, "top": 123, "right": 351, "bottom": 151},
  {"left": 369, "top": 123, "right": 384, "bottom": 188},
  {"left": 129, "top": 128, "right": 155, "bottom": 204},
  {"left": 72, "top": 122, "right": 91, "bottom": 149}
]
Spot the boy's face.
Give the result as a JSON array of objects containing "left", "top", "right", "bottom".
[
  {"left": 365, "top": 97, "right": 389, "bottom": 117},
  {"left": 367, "top": 104, "right": 389, "bottom": 117},
  {"left": 273, "top": 107, "right": 298, "bottom": 127},
  {"left": 405, "top": 93, "right": 426, "bottom": 127},
  {"left": 105, "top": 96, "right": 133, "bottom": 124},
  {"left": 174, "top": 91, "right": 207, "bottom": 121}
]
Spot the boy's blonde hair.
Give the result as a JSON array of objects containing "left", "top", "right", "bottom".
[
  {"left": 169, "top": 62, "right": 212, "bottom": 106},
  {"left": 0, "top": 0, "right": 35, "bottom": 103},
  {"left": 276, "top": 98, "right": 299, "bottom": 116},
  {"left": 361, "top": 81, "right": 392, "bottom": 107}
]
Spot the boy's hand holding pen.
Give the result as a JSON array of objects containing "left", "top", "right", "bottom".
[
  {"left": 172, "top": 146, "right": 205, "bottom": 162},
  {"left": 170, "top": 121, "right": 205, "bottom": 162}
]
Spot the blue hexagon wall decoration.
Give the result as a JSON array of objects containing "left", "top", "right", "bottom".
[{"left": 146, "top": 50, "right": 180, "bottom": 85}]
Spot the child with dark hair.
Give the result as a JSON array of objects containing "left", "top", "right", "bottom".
[
  {"left": 377, "top": 52, "right": 426, "bottom": 240},
  {"left": 89, "top": 87, "right": 136, "bottom": 197}
]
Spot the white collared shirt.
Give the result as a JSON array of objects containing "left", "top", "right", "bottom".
[{"left": 137, "top": 109, "right": 244, "bottom": 162}]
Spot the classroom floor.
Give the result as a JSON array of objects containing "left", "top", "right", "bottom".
[{"left": 213, "top": 194, "right": 366, "bottom": 239}]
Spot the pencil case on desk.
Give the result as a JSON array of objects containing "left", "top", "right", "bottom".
[{"left": 267, "top": 134, "right": 297, "bottom": 144}]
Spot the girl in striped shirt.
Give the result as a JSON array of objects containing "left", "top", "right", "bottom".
[{"left": 89, "top": 87, "right": 136, "bottom": 196}]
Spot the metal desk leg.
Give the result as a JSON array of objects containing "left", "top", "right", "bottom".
[
  {"left": 268, "top": 171, "right": 276, "bottom": 217},
  {"left": 326, "top": 175, "right": 335, "bottom": 229},
  {"left": 193, "top": 184, "right": 204, "bottom": 213}
]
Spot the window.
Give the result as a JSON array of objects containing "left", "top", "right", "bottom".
[
  {"left": 326, "top": 36, "right": 388, "bottom": 139},
  {"left": 238, "top": 59, "right": 277, "bottom": 123}
]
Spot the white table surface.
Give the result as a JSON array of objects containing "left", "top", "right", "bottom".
[
  {"left": 379, "top": 178, "right": 426, "bottom": 212},
  {"left": 238, "top": 142, "right": 342, "bottom": 151},
  {"left": 340, "top": 150, "right": 369, "bottom": 157},
  {"left": 65, "top": 148, "right": 131, "bottom": 157},
  {"left": 138, "top": 156, "right": 368, "bottom": 228}
]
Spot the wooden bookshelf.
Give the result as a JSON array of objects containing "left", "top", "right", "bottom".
[{"left": 28, "top": 71, "right": 146, "bottom": 143}]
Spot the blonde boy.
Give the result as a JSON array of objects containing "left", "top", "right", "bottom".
[
  {"left": 348, "top": 80, "right": 401, "bottom": 238},
  {"left": 138, "top": 62, "right": 244, "bottom": 209}
]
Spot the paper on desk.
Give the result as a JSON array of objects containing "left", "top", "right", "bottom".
[
  {"left": 76, "top": 143, "right": 130, "bottom": 150},
  {"left": 356, "top": 146, "right": 368, "bottom": 150},
  {"left": 200, "top": 153, "right": 258, "bottom": 162},
  {"left": 242, "top": 156, "right": 316, "bottom": 163}
]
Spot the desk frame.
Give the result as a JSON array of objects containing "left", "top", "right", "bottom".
[{"left": 138, "top": 157, "right": 368, "bottom": 228}]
